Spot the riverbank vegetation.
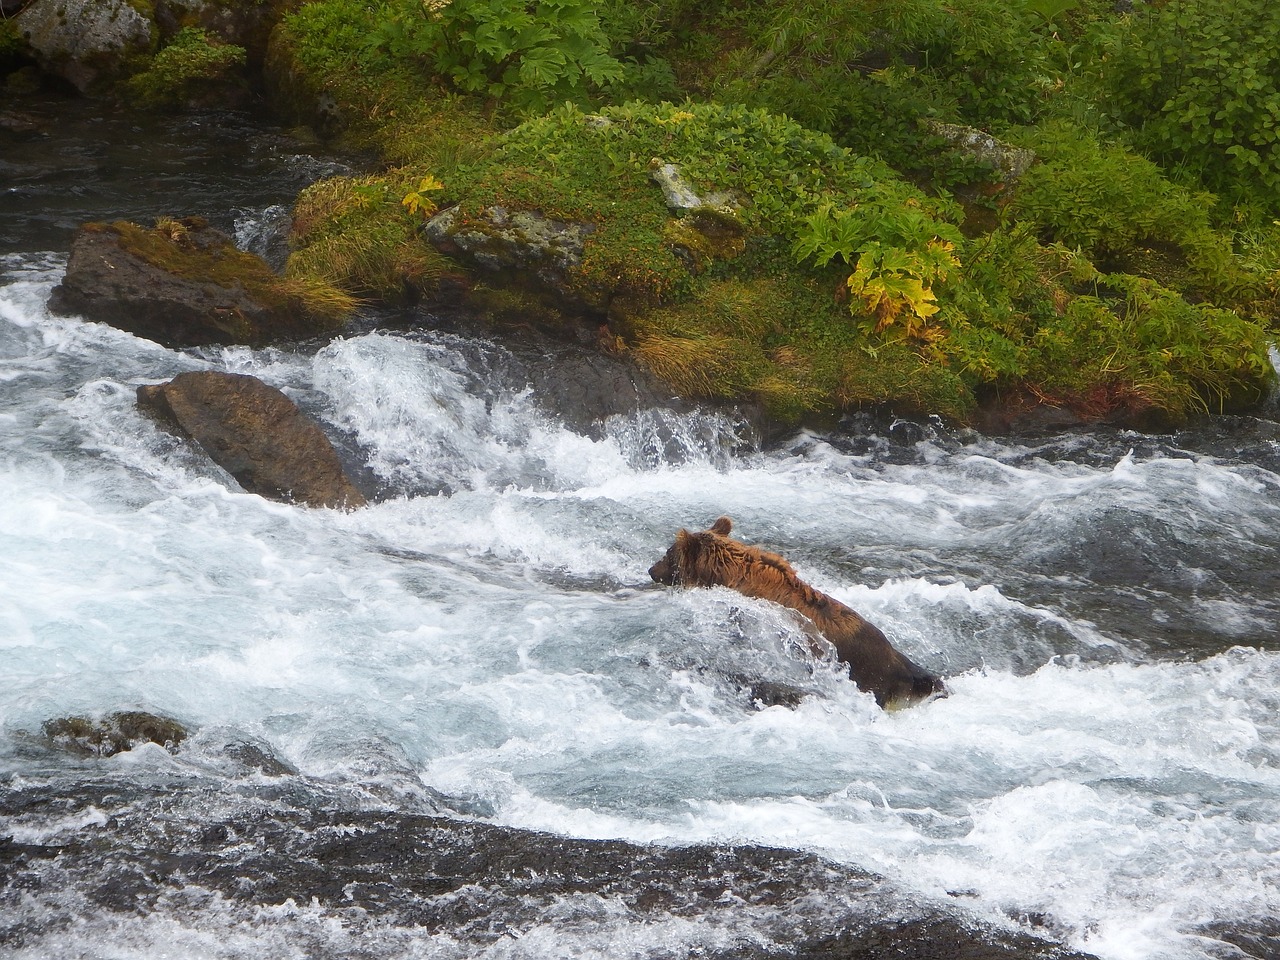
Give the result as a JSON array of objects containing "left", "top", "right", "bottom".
[{"left": 12, "top": 0, "right": 1278, "bottom": 425}]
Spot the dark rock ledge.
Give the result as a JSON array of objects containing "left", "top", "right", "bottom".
[
  {"left": 49, "top": 217, "right": 353, "bottom": 349},
  {"left": 0, "top": 778, "right": 1098, "bottom": 960}
]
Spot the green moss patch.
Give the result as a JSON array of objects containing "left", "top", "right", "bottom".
[
  {"left": 287, "top": 173, "right": 452, "bottom": 303},
  {"left": 631, "top": 254, "right": 974, "bottom": 422},
  {"left": 125, "top": 27, "right": 246, "bottom": 107}
]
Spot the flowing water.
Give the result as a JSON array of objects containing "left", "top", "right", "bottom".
[{"left": 2, "top": 95, "right": 1280, "bottom": 960}]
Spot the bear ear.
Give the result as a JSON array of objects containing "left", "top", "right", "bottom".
[{"left": 710, "top": 516, "right": 732, "bottom": 536}]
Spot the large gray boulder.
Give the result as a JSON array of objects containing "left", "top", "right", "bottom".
[
  {"left": 137, "top": 371, "right": 367, "bottom": 510},
  {"left": 13, "top": 0, "right": 154, "bottom": 92}
]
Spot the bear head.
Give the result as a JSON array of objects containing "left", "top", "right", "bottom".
[{"left": 648, "top": 516, "right": 740, "bottom": 586}]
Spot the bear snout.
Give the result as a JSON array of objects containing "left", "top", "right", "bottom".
[{"left": 649, "top": 558, "right": 674, "bottom": 584}]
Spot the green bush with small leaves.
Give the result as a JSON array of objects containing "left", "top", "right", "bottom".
[
  {"left": 1009, "top": 122, "right": 1215, "bottom": 256},
  {"left": 1103, "top": 0, "right": 1280, "bottom": 203},
  {"left": 1008, "top": 122, "right": 1276, "bottom": 310},
  {"left": 1025, "top": 266, "right": 1274, "bottom": 416}
]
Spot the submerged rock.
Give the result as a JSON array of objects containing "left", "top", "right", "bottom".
[
  {"left": 49, "top": 218, "right": 354, "bottom": 348},
  {"left": 42, "top": 711, "right": 188, "bottom": 757},
  {"left": 137, "top": 371, "right": 367, "bottom": 509},
  {"left": 0, "top": 779, "right": 1098, "bottom": 960},
  {"left": 215, "top": 738, "right": 298, "bottom": 777}
]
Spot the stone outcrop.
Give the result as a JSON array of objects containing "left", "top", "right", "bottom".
[
  {"left": 923, "top": 121, "right": 1037, "bottom": 183},
  {"left": 137, "top": 371, "right": 367, "bottom": 509},
  {"left": 649, "top": 162, "right": 739, "bottom": 215},
  {"left": 425, "top": 205, "right": 597, "bottom": 303},
  {"left": 49, "top": 218, "right": 352, "bottom": 348},
  {"left": 12, "top": 0, "right": 154, "bottom": 92}
]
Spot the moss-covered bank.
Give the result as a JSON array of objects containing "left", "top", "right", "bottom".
[
  {"left": 264, "top": 0, "right": 1274, "bottom": 430},
  {"left": 269, "top": 0, "right": 1279, "bottom": 427}
]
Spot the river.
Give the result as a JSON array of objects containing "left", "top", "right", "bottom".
[{"left": 2, "top": 94, "right": 1279, "bottom": 960}]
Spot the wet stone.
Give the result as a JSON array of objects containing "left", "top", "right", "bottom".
[
  {"left": 0, "top": 780, "right": 1098, "bottom": 960},
  {"left": 137, "top": 370, "right": 367, "bottom": 509},
  {"left": 41, "top": 711, "right": 188, "bottom": 758}
]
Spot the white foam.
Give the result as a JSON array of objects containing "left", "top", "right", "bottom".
[{"left": 4, "top": 259, "right": 1280, "bottom": 960}]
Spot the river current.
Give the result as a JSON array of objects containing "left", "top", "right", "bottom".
[{"left": 2, "top": 97, "right": 1279, "bottom": 960}]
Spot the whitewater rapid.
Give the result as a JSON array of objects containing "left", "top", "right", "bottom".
[{"left": 3, "top": 244, "right": 1279, "bottom": 960}]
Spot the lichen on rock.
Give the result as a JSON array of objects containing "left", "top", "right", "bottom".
[
  {"left": 425, "top": 205, "right": 598, "bottom": 302},
  {"left": 16, "top": 0, "right": 154, "bottom": 92},
  {"left": 649, "top": 162, "right": 739, "bottom": 215},
  {"left": 923, "top": 120, "right": 1036, "bottom": 183}
]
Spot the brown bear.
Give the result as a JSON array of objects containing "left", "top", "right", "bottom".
[{"left": 649, "top": 517, "right": 946, "bottom": 709}]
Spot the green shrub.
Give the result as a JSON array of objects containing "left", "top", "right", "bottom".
[
  {"left": 708, "top": 0, "right": 1116, "bottom": 164},
  {"left": 370, "top": 0, "right": 625, "bottom": 114},
  {"left": 280, "top": 0, "right": 390, "bottom": 77},
  {"left": 125, "top": 27, "right": 246, "bottom": 107},
  {"left": 1007, "top": 122, "right": 1277, "bottom": 311},
  {"left": 1025, "top": 268, "right": 1274, "bottom": 415},
  {"left": 277, "top": 1, "right": 498, "bottom": 171},
  {"left": 793, "top": 200, "right": 962, "bottom": 335},
  {"left": 1103, "top": 0, "right": 1280, "bottom": 203},
  {"left": 1009, "top": 122, "right": 1215, "bottom": 256}
]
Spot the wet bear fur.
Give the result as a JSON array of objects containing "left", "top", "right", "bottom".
[{"left": 650, "top": 517, "right": 946, "bottom": 709}]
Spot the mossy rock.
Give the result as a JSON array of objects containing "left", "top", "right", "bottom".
[
  {"left": 258, "top": 3, "right": 1280, "bottom": 430},
  {"left": 49, "top": 217, "right": 357, "bottom": 347}
]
